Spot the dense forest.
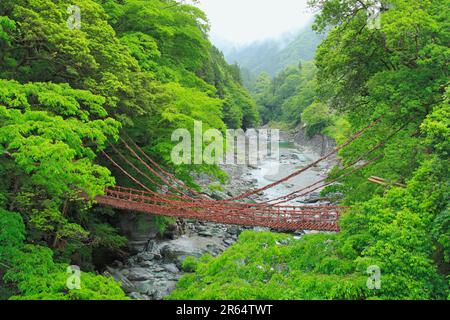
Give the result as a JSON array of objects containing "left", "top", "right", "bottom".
[{"left": 0, "top": 0, "right": 449, "bottom": 300}]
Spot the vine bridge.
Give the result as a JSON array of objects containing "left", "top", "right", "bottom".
[{"left": 96, "top": 119, "right": 389, "bottom": 232}]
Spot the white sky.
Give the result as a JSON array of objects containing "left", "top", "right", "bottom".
[{"left": 195, "top": 0, "right": 315, "bottom": 46}]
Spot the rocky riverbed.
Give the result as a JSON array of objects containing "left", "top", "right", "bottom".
[
  {"left": 106, "top": 129, "right": 337, "bottom": 300},
  {"left": 105, "top": 221, "right": 243, "bottom": 300}
]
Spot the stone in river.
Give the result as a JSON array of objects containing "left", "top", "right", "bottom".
[
  {"left": 198, "top": 230, "right": 213, "bottom": 237},
  {"left": 135, "top": 280, "right": 156, "bottom": 297},
  {"left": 140, "top": 260, "right": 154, "bottom": 268},
  {"left": 163, "top": 263, "right": 179, "bottom": 273},
  {"left": 126, "top": 268, "right": 154, "bottom": 281},
  {"left": 136, "top": 251, "right": 155, "bottom": 262},
  {"left": 129, "top": 292, "right": 149, "bottom": 300}
]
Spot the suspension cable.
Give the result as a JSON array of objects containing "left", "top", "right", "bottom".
[
  {"left": 119, "top": 137, "right": 195, "bottom": 200},
  {"left": 108, "top": 143, "right": 188, "bottom": 201},
  {"left": 122, "top": 135, "right": 209, "bottom": 199},
  {"left": 271, "top": 154, "right": 384, "bottom": 206}
]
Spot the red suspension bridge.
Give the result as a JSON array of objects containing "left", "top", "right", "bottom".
[{"left": 95, "top": 118, "right": 391, "bottom": 232}]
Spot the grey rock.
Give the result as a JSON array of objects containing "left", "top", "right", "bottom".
[
  {"left": 211, "top": 191, "right": 228, "bottom": 200},
  {"left": 135, "top": 280, "right": 156, "bottom": 296},
  {"left": 106, "top": 267, "right": 136, "bottom": 293},
  {"left": 198, "top": 230, "right": 213, "bottom": 237},
  {"left": 112, "top": 260, "right": 123, "bottom": 268},
  {"left": 137, "top": 251, "right": 155, "bottom": 262},
  {"left": 127, "top": 256, "right": 138, "bottom": 266},
  {"left": 275, "top": 239, "right": 290, "bottom": 246},
  {"left": 152, "top": 266, "right": 165, "bottom": 272},
  {"left": 129, "top": 292, "right": 149, "bottom": 300},
  {"left": 140, "top": 260, "right": 154, "bottom": 268},
  {"left": 145, "top": 240, "right": 157, "bottom": 252},
  {"left": 227, "top": 225, "right": 240, "bottom": 235},
  {"left": 152, "top": 281, "right": 177, "bottom": 300},
  {"left": 223, "top": 238, "right": 235, "bottom": 246},
  {"left": 163, "top": 222, "right": 183, "bottom": 240},
  {"left": 163, "top": 263, "right": 179, "bottom": 273},
  {"left": 160, "top": 244, "right": 203, "bottom": 261},
  {"left": 127, "top": 268, "right": 154, "bottom": 281}
]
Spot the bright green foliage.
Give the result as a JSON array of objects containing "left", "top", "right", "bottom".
[
  {"left": 170, "top": 231, "right": 369, "bottom": 300},
  {"left": 0, "top": 79, "right": 126, "bottom": 297},
  {"left": 254, "top": 62, "right": 317, "bottom": 125},
  {"left": 0, "top": 0, "right": 144, "bottom": 117},
  {"left": 100, "top": 0, "right": 258, "bottom": 129},
  {"left": 0, "top": 209, "right": 25, "bottom": 262},
  {"left": 90, "top": 0, "right": 258, "bottom": 188},
  {"left": 103, "top": 0, "right": 210, "bottom": 73},
  {"left": 0, "top": 209, "right": 127, "bottom": 300},
  {"left": 308, "top": 0, "right": 450, "bottom": 204},
  {"left": 0, "top": 16, "right": 15, "bottom": 45},
  {"left": 0, "top": 0, "right": 447, "bottom": 301},
  {"left": 0, "top": 80, "right": 120, "bottom": 243},
  {"left": 301, "top": 102, "right": 333, "bottom": 138}
]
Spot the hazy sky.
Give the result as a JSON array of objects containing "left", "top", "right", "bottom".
[{"left": 195, "top": 0, "right": 315, "bottom": 46}]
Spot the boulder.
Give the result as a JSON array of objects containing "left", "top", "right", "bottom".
[
  {"left": 160, "top": 244, "right": 203, "bottom": 261},
  {"left": 129, "top": 292, "right": 149, "bottom": 300},
  {"left": 136, "top": 251, "right": 155, "bottom": 262},
  {"left": 140, "top": 260, "right": 154, "bottom": 268},
  {"left": 152, "top": 281, "right": 177, "bottom": 300},
  {"left": 126, "top": 268, "right": 154, "bottom": 281},
  {"left": 135, "top": 280, "right": 156, "bottom": 297},
  {"left": 105, "top": 267, "right": 136, "bottom": 293},
  {"left": 211, "top": 191, "right": 228, "bottom": 200},
  {"left": 163, "top": 263, "right": 179, "bottom": 274},
  {"left": 198, "top": 230, "right": 213, "bottom": 237}
]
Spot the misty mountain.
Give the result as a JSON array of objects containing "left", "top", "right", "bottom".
[{"left": 222, "top": 23, "right": 325, "bottom": 87}]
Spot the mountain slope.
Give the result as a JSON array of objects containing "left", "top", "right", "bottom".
[{"left": 225, "top": 24, "right": 325, "bottom": 79}]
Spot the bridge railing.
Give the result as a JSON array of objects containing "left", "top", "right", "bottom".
[
  {"left": 98, "top": 187, "right": 342, "bottom": 232},
  {"left": 103, "top": 187, "right": 342, "bottom": 222}
]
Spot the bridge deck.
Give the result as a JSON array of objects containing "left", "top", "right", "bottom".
[{"left": 96, "top": 187, "right": 343, "bottom": 232}]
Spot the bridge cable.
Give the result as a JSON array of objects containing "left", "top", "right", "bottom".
[
  {"left": 108, "top": 143, "right": 187, "bottom": 201},
  {"left": 102, "top": 151, "right": 157, "bottom": 195},
  {"left": 122, "top": 134, "right": 210, "bottom": 199},
  {"left": 119, "top": 137, "right": 195, "bottom": 201},
  {"left": 271, "top": 154, "right": 384, "bottom": 206}
]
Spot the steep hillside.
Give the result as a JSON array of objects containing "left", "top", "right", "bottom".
[{"left": 225, "top": 23, "right": 325, "bottom": 87}]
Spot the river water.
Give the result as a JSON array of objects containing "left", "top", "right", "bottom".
[{"left": 246, "top": 140, "right": 332, "bottom": 204}]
